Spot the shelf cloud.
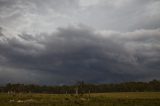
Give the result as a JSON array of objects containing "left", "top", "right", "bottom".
[{"left": 0, "top": 0, "right": 160, "bottom": 85}]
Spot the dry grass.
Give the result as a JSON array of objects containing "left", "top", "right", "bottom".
[{"left": 0, "top": 92, "right": 160, "bottom": 106}]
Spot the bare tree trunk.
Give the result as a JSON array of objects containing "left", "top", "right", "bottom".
[{"left": 75, "top": 88, "right": 78, "bottom": 95}]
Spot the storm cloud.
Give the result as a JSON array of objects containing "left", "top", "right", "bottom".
[
  {"left": 0, "top": 26, "right": 160, "bottom": 85},
  {"left": 0, "top": 0, "right": 160, "bottom": 85}
]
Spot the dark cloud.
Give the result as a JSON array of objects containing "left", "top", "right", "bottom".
[
  {"left": 0, "top": 0, "right": 160, "bottom": 85},
  {"left": 0, "top": 26, "right": 160, "bottom": 85}
]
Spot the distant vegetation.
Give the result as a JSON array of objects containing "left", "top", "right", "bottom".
[
  {"left": 0, "top": 80, "right": 160, "bottom": 94},
  {"left": 0, "top": 80, "right": 160, "bottom": 106}
]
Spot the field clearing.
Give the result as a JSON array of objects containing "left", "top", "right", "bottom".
[
  {"left": 0, "top": 92, "right": 160, "bottom": 106},
  {"left": 90, "top": 92, "right": 160, "bottom": 98}
]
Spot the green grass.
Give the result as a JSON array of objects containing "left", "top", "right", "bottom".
[{"left": 0, "top": 92, "right": 160, "bottom": 106}]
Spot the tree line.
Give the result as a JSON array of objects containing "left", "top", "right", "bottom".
[{"left": 0, "top": 80, "right": 160, "bottom": 94}]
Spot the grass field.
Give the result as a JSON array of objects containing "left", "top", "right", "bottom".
[{"left": 0, "top": 92, "right": 160, "bottom": 106}]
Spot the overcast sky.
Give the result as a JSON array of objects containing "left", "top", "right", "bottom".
[{"left": 0, "top": 0, "right": 160, "bottom": 85}]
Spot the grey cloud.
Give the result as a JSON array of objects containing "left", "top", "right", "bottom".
[
  {"left": 0, "top": 0, "right": 160, "bottom": 84},
  {"left": 1, "top": 0, "right": 160, "bottom": 34},
  {"left": 79, "top": 0, "right": 160, "bottom": 31},
  {"left": 0, "top": 0, "right": 79, "bottom": 34},
  {"left": 0, "top": 27, "right": 3, "bottom": 36},
  {"left": 0, "top": 26, "right": 160, "bottom": 84}
]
